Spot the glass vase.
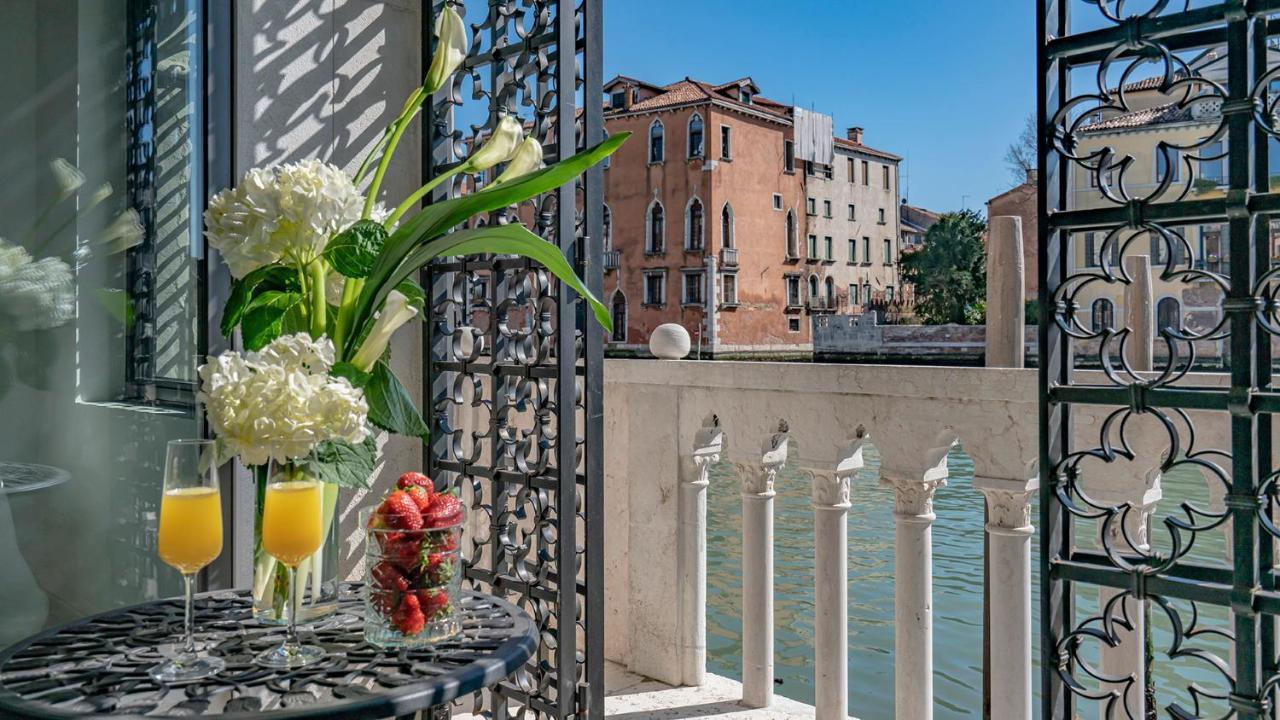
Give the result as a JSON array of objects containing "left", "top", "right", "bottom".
[
  {"left": 251, "top": 462, "right": 340, "bottom": 624},
  {"left": 361, "top": 508, "right": 463, "bottom": 647}
]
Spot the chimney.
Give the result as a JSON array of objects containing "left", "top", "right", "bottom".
[
  {"left": 1025, "top": 168, "right": 1039, "bottom": 186},
  {"left": 846, "top": 126, "right": 864, "bottom": 144}
]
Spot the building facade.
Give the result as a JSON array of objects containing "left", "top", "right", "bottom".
[
  {"left": 601, "top": 75, "right": 902, "bottom": 356},
  {"left": 985, "top": 170, "right": 1038, "bottom": 300}
]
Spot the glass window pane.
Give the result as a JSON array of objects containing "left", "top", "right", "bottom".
[{"left": 0, "top": 0, "right": 206, "bottom": 645}]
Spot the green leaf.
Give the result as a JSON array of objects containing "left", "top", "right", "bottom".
[
  {"left": 395, "top": 278, "right": 426, "bottom": 312},
  {"left": 324, "top": 219, "right": 389, "bottom": 279},
  {"left": 221, "top": 265, "right": 297, "bottom": 337},
  {"left": 365, "top": 360, "right": 428, "bottom": 438},
  {"left": 346, "top": 132, "right": 628, "bottom": 356},
  {"left": 241, "top": 291, "right": 302, "bottom": 350},
  {"left": 303, "top": 437, "right": 377, "bottom": 489},
  {"left": 331, "top": 361, "right": 372, "bottom": 388}
]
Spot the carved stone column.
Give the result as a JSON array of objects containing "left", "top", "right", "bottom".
[
  {"left": 1091, "top": 471, "right": 1161, "bottom": 720},
  {"left": 740, "top": 424, "right": 787, "bottom": 708},
  {"left": 678, "top": 418, "right": 722, "bottom": 686},
  {"left": 881, "top": 468, "right": 948, "bottom": 720},
  {"left": 974, "top": 475, "right": 1038, "bottom": 720},
  {"left": 812, "top": 434, "right": 864, "bottom": 720}
]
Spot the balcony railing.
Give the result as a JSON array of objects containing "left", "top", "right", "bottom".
[
  {"left": 603, "top": 249, "right": 620, "bottom": 271},
  {"left": 806, "top": 297, "right": 837, "bottom": 313},
  {"left": 720, "top": 247, "right": 738, "bottom": 266}
]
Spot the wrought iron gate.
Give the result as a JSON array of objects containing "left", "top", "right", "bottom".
[
  {"left": 1039, "top": 2, "right": 1280, "bottom": 717},
  {"left": 421, "top": 1, "right": 604, "bottom": 718}
]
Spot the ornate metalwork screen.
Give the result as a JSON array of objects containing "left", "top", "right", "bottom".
[
  {"left": 422, "top": 1, "right": 604, "bottom": 718},
  {"left": 1039, "top": 2, "right": 1280, "bottom": 718}
]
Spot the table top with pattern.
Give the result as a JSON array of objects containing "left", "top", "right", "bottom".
[{"left": 0, "top": 585, "right": 536, "bottom": 719}]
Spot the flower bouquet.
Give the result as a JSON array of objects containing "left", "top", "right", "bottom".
[{"left": 197, "top": 6, "right": 625, "bottom": 621}]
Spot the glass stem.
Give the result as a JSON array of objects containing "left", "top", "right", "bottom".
[
  {"left": 286, "top": 565, "right": 300, "bottom": 652},
  {"left": 182, "top": 573, "right": 196, "bottom": 656}
]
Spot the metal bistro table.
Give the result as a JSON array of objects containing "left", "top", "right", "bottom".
[{"left": 0, "top": 585, "right": 536, "bottom": 719}]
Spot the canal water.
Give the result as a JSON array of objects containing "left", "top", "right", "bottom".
[{"left": 704, "top": 444, "right": 1233, "bottom": 719}]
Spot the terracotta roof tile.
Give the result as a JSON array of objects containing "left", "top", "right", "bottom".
[{"left": 1078, "top": 101, "right": 1195, "bottom": 133}]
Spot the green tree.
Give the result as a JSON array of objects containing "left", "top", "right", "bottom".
[{"left": 899, "top": 210, "right": 988, "bottom": 325}]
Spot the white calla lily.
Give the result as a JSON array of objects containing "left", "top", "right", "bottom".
[
  {"left": 424, "top": 5, "right": 468, "bottom": 93},
  {"left": 351, "top": 290, "right": 420, "bottom": 371},
  {"left": 460, "top": 115, "right": 524, "bottom": 174},
  {"left": 488, "top": 136, "right": 544, "bottom": 189}
]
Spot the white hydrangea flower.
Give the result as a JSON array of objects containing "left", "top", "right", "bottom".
[
  {"left": 198, "top": 333, "right": 369, "bottom": 467},
  {"left": 204, "top": 160, "right": 367, "bottom": 278},
  {"left": 0, "top": 238, "right": 74, "bottom": 332}
]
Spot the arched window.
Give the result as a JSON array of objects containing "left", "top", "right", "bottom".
[
  {"left": 602, "top": 204, "right": 613, "bottom": 250},
  {"left": 611, "top": 289, "right": 628, "bottom": 343},
  {"left": 721, "top": 203, "right": 735, "bottom": 249},
  {"left": 646, "top": 201, "right": 665, "bottom": 253},
  {"left": 808, "top": 275, "right": 820, "bottom": 304},
  {"left": 785, "top": 210, "right": 798, "bottom": 258},
  {"left": 824, "top": 276, "right": 835, "bottom": 306},
  {"left": 686, "top": 198, "right": 704, "bottom": 251},
  {"left": 649, "top": 120, "right": 665, "bottom": 163},
  {"left": 1157, "top": 296, "right": 1181, "bottom": 334},
  {"left": 1091, "top": 298, "right": 1114, "bottom": 332},
  {"left": 687, "top": 113, "right": 704, "bottom": 158}
]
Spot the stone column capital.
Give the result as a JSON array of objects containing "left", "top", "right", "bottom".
[
  {"left": 812, "top": 471, "right": 851, "bottom": 510},
  {"left": 974, "top": 475, "right": 1038, "bottom": 536},
  {"left": 882, "top": 475, "right": 947, "bottom": 523}
]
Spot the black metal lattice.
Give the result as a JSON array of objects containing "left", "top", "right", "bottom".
[
  {"left": 421, "top": 2, "right": 604, "bottom": 718},
  {"left": 1038, "top": 2, "right": 1280, "bottom": 718}
]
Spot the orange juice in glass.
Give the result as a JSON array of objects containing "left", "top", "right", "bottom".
[
  {"left": 261, "top": 480, "right": 323, "bottom": 566},
  {"left": 255, "top": 469, "right": 327, "bottom": 669},
  {"left": 159, "top": 487, "right": 223, "bottom": 573},
  {"left": 151, "top": 439, "right": 226, "bottom": 683}
]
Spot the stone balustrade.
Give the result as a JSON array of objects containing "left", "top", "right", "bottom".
[{"left": 603, "top": 358, "right": 1041, "bottom": 718}]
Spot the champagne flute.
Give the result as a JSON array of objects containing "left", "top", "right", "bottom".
[
  {"left": 151, "top": 439, "right": 226, "bottom": 683},
  {"left": 254, "top": 462, "right": 327, "bottom": 668}
]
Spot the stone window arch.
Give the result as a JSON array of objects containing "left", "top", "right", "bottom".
[
  {"left": 687, "top": 113, "right": 704, "bottom": 159},
  {"left": 646, "top": 200, "right": 665, "bottom": 253},
  {"left": 685, "top": 197, "right": 704, "bottom": 251},
  {"left": 649, "top": 119, "right": 664, "bottom": 163},
  {"left": 721, "top": 202, "right": 735, "bottom": 249},
  {"left": 610, "top": 289, "right": 628, "bottom": 343},
  {"left": 1091, "top": 298, "right": 1114, "bottom": 332}
]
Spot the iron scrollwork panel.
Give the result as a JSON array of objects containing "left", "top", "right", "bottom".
[
  {"left": 1040, "top": 2, "right": 1280, "bottom": 718},
  {"left": 422, "top": 2, "right": 603, "bottom": 718}
]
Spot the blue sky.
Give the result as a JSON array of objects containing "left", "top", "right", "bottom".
[{"left": 602, "top": 0, "right": 1036, "bottom": 213}]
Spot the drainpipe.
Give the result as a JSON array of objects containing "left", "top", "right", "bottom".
[{"left": 705, "top": 255, "right": 718, "bottom": 358}]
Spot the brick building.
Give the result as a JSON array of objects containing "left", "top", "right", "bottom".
[{"left": 601, "top": 75, "right": 902, "bottom": 357}]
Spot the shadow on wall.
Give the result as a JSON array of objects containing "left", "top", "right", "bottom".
[{"left": 235, "top": 0, "right": 424, "bottom": 579}]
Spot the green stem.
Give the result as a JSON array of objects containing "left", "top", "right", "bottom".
[
  {"left": 363, "top": 88, "right": 426, "bottom": 219},
  {"left": 385, "top": 166, "right": 463, "bottom": 227},
  {"left": 332, "top": 277, "right": 364, "bottom": 358},
  {"left": 307, "top": 260, "right": 328, "bottom": 338},
  {"left": 295, "top": 265, "right": 311, "bottom": 325}
]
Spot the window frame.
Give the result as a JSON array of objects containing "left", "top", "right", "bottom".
[
  {"left": 721, "top": 202, "right": 735, "bottom": 249},
  {"left": 685, "top": 196, "right": 705, "bottom": 252},
  {"left": 645, "top": 200, "right": 666, "bottom": 254},
  {"left": 721, "top": 271, "right": 739, "bottom": 306},
  {"left": 720, "top": 124, "right": 732, "bottom": 160},
  {"left": 687, "top": 113, "right": 705, "bottom": 159},
  {"left": 784, "top": 139, "right": 795, "bottom": 172},
  {"left": 681, "top": 269, "right": 705, "bottom": 306},
  {"left": 648, "top": 118, "right": 665, "bottom": 164},
  {"left": 643, "top": 269, "right": 668, "bottom": 306}
]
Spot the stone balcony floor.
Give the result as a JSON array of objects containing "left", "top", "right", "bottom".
[{"left": 601, "top": 661, "right": 838, "bottom": 719}]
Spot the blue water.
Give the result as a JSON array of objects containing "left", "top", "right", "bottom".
[{"left": 704, "top": 445, "right": 1234, "bottom": 720}]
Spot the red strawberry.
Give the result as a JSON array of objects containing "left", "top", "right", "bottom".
[
  {"left": 425, "top": 529, "right": 458, "bottom": 553},
  {"left": 422, "top": 493, "right": 462, "bottom": 529},
  {"left": 376, "top": 490, "right": 423, "bottom": 532},
  {"left": 422, "top": 551, "right": 456, "bottom": 585},
  {"left": 393, "top": 592, "right": 426, "bottom": 635},
  {"left": 370, "top": 560, "right": 409, "bottom": 592},
  {"left": 405, "top": 485, "right": 434, "bottom": 513},
  {"left": 383, "top": 536, "right": 423, "bottom": 572},
  {"left": 370, "top": 588, "right": 399, "bottom": 619},
  {"left": 397, "top": 472, "right": 433, "bottom": 493},
  {"left": 416, "top": 588, "right": 450, "bottom": 620}
]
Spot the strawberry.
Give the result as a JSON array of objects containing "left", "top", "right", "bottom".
[
  {"left": 384, "top": 535, "right": 424, "bottom": 572},
  {"left": 422, "top": 493, "right": 463, "bottom": 529},
  {"left": 416, "top": 588, "right": 450, "bottom": 621},
  {"left": 425, "top": 529, "right": 458, "bottom": 553},
  {"left": 376, "top": 490, "right": 423, "bottom": 532},
  {"left": 393, "top": 592, "right": 426, "bottom": 636},
  {"left": 397, "top": 472, "right": 433, "bottom": 493},
  {"left": 405, "top": 485, "right": 434, "bottom": 513},
  {"left": 370, "top": 560, "right": 409, "bottom": 592},
  {"left": 422, "top": 551, "right": 455, "bottom": 585},
  {"left": 370, "top": 588, "right": 399, "bottom": 619}
]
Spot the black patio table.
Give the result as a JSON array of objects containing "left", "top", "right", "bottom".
[{"left": 0, "top": 584, "right": 536, "bottom": 719}]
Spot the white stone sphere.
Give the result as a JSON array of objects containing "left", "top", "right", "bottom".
[{"left": 649, "top": 323, "right": 691, "bottom": 359}]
